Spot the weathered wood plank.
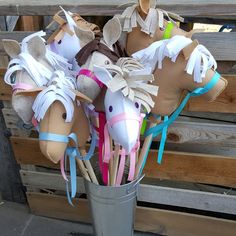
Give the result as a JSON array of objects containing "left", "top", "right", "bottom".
[
  {"left": 160, "top": 118, "right": 236, "bottom": 145},
  {"left": 144, "top": 151, "right": 236, "bottom": 188},
  {"left": 0, "top": 0, "right": 236, "bottom": 19},
  {"left": 21, "top": 170, "right": 236, "bottom": 214},
  {"left": 12, "top": 136, "right": 236, "bottom": 187},
  {"left": 0, "top": 69, "right": 11, "bottom": 100},
  {"left": 27, "top": 192, "right": 236, "bottom": 236},
  {"left": 192, "top": 33, "right": 236, "bottom": 61},
  {"left": 11, "top": 136, "right": 59, "bottom": 169},
  {"left": 0, "top": 32, "right": 236, "bottom": 61}
]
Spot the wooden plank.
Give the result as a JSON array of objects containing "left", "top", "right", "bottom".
[
  {"left": 144, "top": 151, "right": 236, "bottom": 188},
  {"left": 20, "top": 170, "right": 86, "bottom": 193},
  {"left": 12, "top": 136, "right": 236, "bottom": 187},
  {"left": 21, "top": 170, "right": 236, "bottom": 214},
  {"left": 0, "top": 0, "right": 235, "bottom": 19},
  {"left": 186, "top": 75, "right": 236, "bottom": 113},
  {"left": 0, "top": 69, "right": 11, "bottom": 101},
  {"left": 160, "top": 118, "right": 236, "bottom": 146},
  {"left": 11, "top": 136, "right": 59, "bottom": 168},
  {"left": 193, "top": 33, "right": 236, "bottom": 61},
  {"left": 27, "top": 192, "right": 236, "bottom": 236},
  {"left": 0, "top": 32, "right": 235, "bottom": 61}
]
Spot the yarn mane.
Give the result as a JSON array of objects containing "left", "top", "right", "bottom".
[
  {"left": 103, "top": 57, "right": 158, "bottom": 112},
  {"left": 33, "top": 71, "right": 77, "bottom": 122},
  {"left": 133, "top": 35, "right": 217, "bottom": 83}
]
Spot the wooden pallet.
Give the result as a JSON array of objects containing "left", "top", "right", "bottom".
[{"left": 0, "top": 1, "right": 236, "bottom": 235}]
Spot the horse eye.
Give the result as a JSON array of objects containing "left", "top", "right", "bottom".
[
  {"left": 135, "top": 102, "right": 139, "bottom": 109},
  {"left": 62, "top": 113, "right": 67, "bottom": 120},
  {"left": 58, "top": 40, "right": 62, "bottom": 44},
  {"left": 159, "top": 27, "right": 165, "bottom": 31},
  {"left": 105, "top": 60, "right": 110, "bottom": 65},
  {"left": 109, "top": 106, "right": 113, "bottom": 112}
]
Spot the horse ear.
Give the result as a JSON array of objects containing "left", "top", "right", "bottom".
[
  {"left": 74, "top": 26, "right": 95, "bottom": 48},
  {"left": 2, "top": 39, "right": 21, "bottom": 58},
  {"left": 138, "top": 0, "right": 151, "bottom": 14},
  {"left": 182, "top": 39, "right": 199, "bottom": 60},
  {"left": 15, "top": 87, "right": 44, "bottom": 97},
  {"left": 60, "top": 7, "right": 77, "bottom": 29},
  {"left": 27, "top": 36, "right": 46, "bottom": 60},
  {"left": 74, "top": 90, "right": 92, "bottom": 103},
  {"left": 103, "top": 17, "right": 121, "bottom": 48},
  {"left": 93, "top": 65, "right": 113, "bottom": 86}
]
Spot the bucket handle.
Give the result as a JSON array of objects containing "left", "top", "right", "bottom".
[{"left": 126, "top": 174, "right": 145, "bottom": 194}]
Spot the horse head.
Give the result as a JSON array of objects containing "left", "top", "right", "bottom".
[
  {"left": 133, "top": 36, "right": 228, "bottom": 116},
  {"left": 75, "top": 17, "right": 125, "bottom": 102},
  {"left": 17, "top": 71, "right": 91, "bottom": 163}
]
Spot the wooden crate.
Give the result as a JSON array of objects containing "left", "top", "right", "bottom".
[{"left": 0, "top": 1, "right": 236, "bottom": 235}]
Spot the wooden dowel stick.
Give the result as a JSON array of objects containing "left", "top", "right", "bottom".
[
  {"left": 111, "top": 144, "right": 120, "bottom": 186},
  {"left": 80, "top": 149, "right": 99, "bottom": 185},
  {"left": 135, "top": 121, "right": 159, "bottom": 178},
  {"left": 76, "top": 158, "right": 91, "bottom": 182}
]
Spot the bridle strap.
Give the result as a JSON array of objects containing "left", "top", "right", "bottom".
[
  {"left": 140, "top": 72, "right": 221, "bottom": 175},
  {"left": 77, "top": 69, "right": 104, "bottom": 89},
  {"left": 163, "top": 22, "right": 174, "bottom": 39},
  {"left": 12, "top": 83, "right": 34, "bottom": 93}
]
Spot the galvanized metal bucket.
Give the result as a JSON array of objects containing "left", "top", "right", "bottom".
[{"left": 84, "top": 176, "right": 144, "bottom": 236}]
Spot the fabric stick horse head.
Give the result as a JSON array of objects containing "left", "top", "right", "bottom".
[
  {"left": 17, "top": 70, "right": 92, "bottom": 164},
  {"left": 47, "top": 7, "right": 100, "bottom": 70},
  {"left": 118, "top": 0, "right": 197, "bottom": 56},
  {"left": 94, "top": 58, "right": 158, "bottom": 185},
  {"left": 75, "top": 17, "right": 127, "bottom": 102},
  {"left": 2, "top": 35, "right": 66, "bottom": 124},
  {"left": 133, "top": 35, "right": 228, "bottom": 175}
]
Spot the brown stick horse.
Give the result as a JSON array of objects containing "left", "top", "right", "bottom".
[{"left": 116, "top": 0, "right": 228, "bottom": 176}]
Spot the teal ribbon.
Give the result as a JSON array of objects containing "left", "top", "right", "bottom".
[{"left": 140, "top": 72, "right": 221, "bottom": 174}]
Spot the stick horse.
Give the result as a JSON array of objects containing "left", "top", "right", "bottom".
[
  {"left": 18, "top": 69, "right": 98, "bottom": 204},
  {"left": 3, "top": 34, "right": 71, "bottom": 124},
  {"left": 116, "top": 1, "right": 228, "bottom": 177},
  {"left": 94, "top": 58, "right": 158, "bottom": 185},
  {"left": 74, "top": 17, "right": 129, "bottom": 185},
  {"left": 47, "top": 7, "right": 100, "bottom": 71}
]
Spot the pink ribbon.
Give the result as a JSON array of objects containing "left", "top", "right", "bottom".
[
  {"left": 12, "top": 83, "right": 34, "bottom": 93},
  {"left": 77, "top": 69, "right": 104, "bottom": 89}
]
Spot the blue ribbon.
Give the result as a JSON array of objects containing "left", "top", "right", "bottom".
[
  {"left": 39, "top": 129, "right": 97, "bottom": 205},
  {"left": 140, "top": 72, "right": 221, "bottom": 174}
]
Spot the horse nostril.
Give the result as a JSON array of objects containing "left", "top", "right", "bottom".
[
  {"left": 58, "top": 40, "right": 62, "bottom": 44},
  {"left": 135, "top": 102, "right": 139, "bottom": 109}
]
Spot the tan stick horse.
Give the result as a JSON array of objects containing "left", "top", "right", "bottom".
[
  {"left": 116, "top": 0, "right": 227, "bottom": 177},
  {"left": 17, "top": 71, "right": 98, "bottom": 184}
]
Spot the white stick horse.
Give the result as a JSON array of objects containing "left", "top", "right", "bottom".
[
  {"left": 94, "top": 58, "right": 158, "bottom": 185},
  {"left": 3, "top": 34, "right": 71, "bottom": 124}
]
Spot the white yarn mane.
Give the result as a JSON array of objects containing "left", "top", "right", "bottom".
[
  {"left": 103, "top": 58, "right": 158, "bottom": 112},
  {"left": 120, "top": 4, "right": 183, "bottom": 37},
  {"left": 132, "top": 35, "right": 217, "bottom": 83},
  {"left": 33, "top": 70, "right": 77, "bottom": 122},
  {"left": 4, "top": 31, "right": 72, "bottom": 87}
]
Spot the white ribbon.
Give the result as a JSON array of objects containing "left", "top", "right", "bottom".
[
  {"left": 33, "top": 71, "right": 77, "bottom": 122},
  {"left": 132, "top": 35, "right": 217, "bottom": 83},
  {"left": 4, "top": 30, "right": 73, "bottom": 87},
  {"left": 121, "top": 5, "right": 178, "bottom": 37},
  {"left": 186, "top": 45, "right": 217, "bottom": 83}
]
